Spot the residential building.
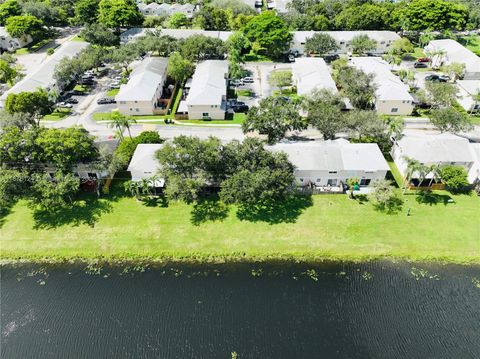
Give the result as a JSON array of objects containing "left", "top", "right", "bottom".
[
  {"left": 291, "top": 31, "right": 401, "bottom": 55},
  {"left": 120, "top": 28, "right": 232, "bottom": 44},
  {"left": 391, "top": 134, "right": 476, "bottom": 186},
  {"left": 349, "top": 57, "right": 415, "bottom": 115},
  {"left": 138, "top": 2, "right": 197, "bottom": 18},
  {"left": 127, "top": 143, "right": 165, "bottom": 188},
  {"left": 266, "top": 0, "right": 292, "bottom": 12},
  {"left": 456, "top": 80, "right": 480, "bottom": 112},
  {"left": 425, "top": 39, "right": 480, "bottom": 80},
  {"left": 185, "top": 60, "right": 228, "bottom": 120},
  {"left": 0, "top": 26, "right": 32, "bottom": 52},
  {"left": 116, "top": 57, "right": 168, "bottom": 116},
  {"left": 0, "top": 41, "right": 89, "bottom": 106},
  {"left": 268, "top": 140, "right": 389, "bottom": 189},
  {"left": 469, "top": 143, "right": 480, "bottom": 184},
  {"left": 292, "top": 57, "right": 338, "bottom": 96}
]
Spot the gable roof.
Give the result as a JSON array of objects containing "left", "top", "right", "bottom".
[
  {"left": 115, "top": 57, "right": 168, "bottom": 102},
  {"left": 186, "top": 60, "right": 228, "bottom": 106},
  {"left": 268, "top": 140, "right": 389, "bottom": 172},
  {"left": 293, "top": 31, "right": 400, "bottom": 45},
  {"left": 425, "top": 39, "right": 480, "bottom": 75},
  {"left": 127, "top": 143, "right": 164, "bottom": 181},
  {"left": 292, "top": 57, "right": 338, "bottom": 96},
  {"left": 349, "top": 57, "right": 414, "bottom": 102},
  {"left": 395, "top": 134, "right": 475, "bottom": 164}
]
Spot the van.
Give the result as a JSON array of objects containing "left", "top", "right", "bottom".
[{"left": 242, "top": 77, "right": 254, "bottom": 83}]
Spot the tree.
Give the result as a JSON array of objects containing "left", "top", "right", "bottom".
[
  {"left": 425, "top": 82, "right": 458, "bottom": 108},
  {"left": 167, "top": 52, "right": 195, "bottom": 84},
  {"left": 98, "top": 0, "right": 143, "bottom": 31},
  {"left": 337, "top": 67, "right": 376, "bottom": 110},
  {"left": 398, "top": 0, "right": 468, "bottom": 31},
  {"left": 167, "top": 13, "right": 188, "bottom": 29},
  {"left": 346, "top": 177, "right": 359, "bottom": 199},
  {"left": 195, "top": 6, "right": 232, "bottom": 31},
  {"left": 80, "top": 23, "right": 118, "bottom": 46},
  {"left": 6, "top": 15, "right": 45, "bottom": 41},
  {"left": 179, "top": 35, "right": 226, "bottom": 61},
  {"left": 4, "top": 90, "right": 53, "bottom": 125},
  {"left": 334, "top": 3, "right": 391, "bottom": 30},
  {"left": 304, "top": 33, "right": 338, "bottom": 56},
  {"left": 402, "top": 156, "right": 423, "bottom": 192},
  {"left": 441, "top": 62, "right": 465, "bottom": 82},
  {"left": 0, "top": 0, "right": 21, "bottom": 26},
  {"left": 242, "top": 96, "right": 306, "bottom": 144},
  {"left": 303, "top": 89, "right": 346, "bottom": 140},
  {"left": 430, "top": 107, "right": 472, "bottom": 133},
  {"left": 368, "top": 179, "right": 403, "bottom": 214},
  {"left": 268, "top": 70, "right": 292, "bottom": 93},
  {"left": 345, "top": 110, "right": 389, "bottom": 143},
  {"left": 74, "top": 0, "right": 100, "bottom": 24},
  {"left": 243, "top": 11, "right": 292, "bottom": 59},
  {"left": 0, "top": 59, "right": 18, "bottom": 86},
  {"left": 35, "top": 127, "right": 99, "bottom": 171},
  {"left": 106, "top": 111, "right": 137, "bottom": 140},
  {"left": 30, "top": 171, "right": 80, "bottom": 213},
  {"left": 350, "top": 34, "right": 377, "bottom": 55},
  {"left": 0, "top": 169, "right": 26, "bottom": 216},
  {"left": 20, "top": 0, "right": 67, "bottom": 27},
  {"left": 388, "top": 38, "right": 414, "bottom": 58},
  {"left": 439, "top": 165, "right": 469, "bottom": 192},
  {"left": 227, "top": 32, "right": 249, "bottom": 79}
]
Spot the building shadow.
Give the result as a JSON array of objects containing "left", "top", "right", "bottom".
[
  {"left": 415, "top": 190, "right": 454, "bottom": 206},
  {"left": 236, "top": 195, "right": 313, "bottom": 224},
  {"left": 190, "top": 197, "right": 229, "bottom": 226}
]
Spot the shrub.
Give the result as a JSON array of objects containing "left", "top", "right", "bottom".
[{"left": 439, "top": 165, "right": 469, "bottom": 193}]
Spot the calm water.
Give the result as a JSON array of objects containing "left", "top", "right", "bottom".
[{"left": 1, "top": 262, "right": 480, "bottom": 359}]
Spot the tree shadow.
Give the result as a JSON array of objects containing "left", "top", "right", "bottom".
[
  {"left": 0, "top": 207, "right": 12, "bottom": 229},
  {"left": 236, "top": 195, "right": 313, "bottom": 224},
  {"left": 372, "top": 197, "right": 404, "bottom": 214},
  {"left": 140, "top": 195, "right": 169, "bottom": 208},
  {"left": 190, "top": 197, "right": 229, "bottom": 226},
  {"left": 415, "top": 190, "right": 454, "bottom": 206},
  {"left": 32, "top": 195, "right": 114, "bottom": 230},
  {"left": 353, "top": 194, "right": 369, "bottom": 204}
]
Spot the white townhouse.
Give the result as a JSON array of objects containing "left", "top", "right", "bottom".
[
  {"left": 116, "top": 57, "right": 168, "bottom": 116},
  {"left": 185, "top": 60, "right": 228, "bottom": 120},
  {"left": 456, "top": 79, "right": 480, "bottom": 112},
  {"left": 349, "top": 57, "right": 415, "bottom": 115},
  {"left": 139, "top": 2, "right": 197, "bottom": 18},
  {"left": 291, "top": 31, "right": 400, "bottom": 55},
  {"left": 0, "top": 27, "right": 33, "bottom": 52},
  {"left": 291, "top": 57, "right": 338, "bottom": 96},
  {"left": 127, "top": 143, "right": 165, "bottom": 188},
  {"left": 120, "top": 28, "right": 232, "bottom": 44},
  {"left": 425, "top": 39, "right": 480, "bottom": 80},
  {"left": 391, "top": 134, "right": 477, "bottom": 186},
  {"left": 0, "top": 41, "right": 89, "bottom": 106},
  {"left": 268, "top": 140, "right": 390, "bottom": 189}
]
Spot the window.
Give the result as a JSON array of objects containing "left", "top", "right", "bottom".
[
  {"left": 202, "top": 112, "right": 209, "bottom": 117},
  {"left": 391, "top": 108, "right": 398, "bottom": 113},
  {"left": 328, "top": 171, "right": 337, "bottom": 174},
  {"left": 119, "top": 101, "right": 126, "bottom": 104},
  {"left": 299, "top": 178, "right": 304, "bottom": 182},
  {"left": 135, "top": 108, "right": 139, "bottom": 112},
  {"left": 316, "top": 178, "right": 321, "bottom": 183},
  {"left": 327, "top": 179, "right": 337, "bottom": 186},
  {"left": 88, "top": 173, "right": 98, "bottom": 179},
  {"left": 360, "top": 178, "right": 371, "bottom": 186}
]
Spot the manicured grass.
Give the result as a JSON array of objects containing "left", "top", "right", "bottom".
[
  {"left": 92, "top": 112, "right": 168, "bottom": 122},
  {"left": 71, "top": 35, "right": 85, "bottom": 42},
  {"left": 106, "top": 88, "right": 119, "bottom": 97},
  {"left": 42, "top": 108, "right": 71, "bottom": 121},
  {"left": 470, "top": 115, "right": 480, "bottom": 125},
  {"left": 1, "top": 184, "right": 479, "bottom": 263},
  {"left": 15, "top": 38, "right": 51, "bottom": 55},
  {"left": 73, "top": 84, "right": 90, "bottom": 93},
  {"left": 459, "top": 35, "right": 480, "bottom": 56},
  {"left": 179, "top": 113, "right": 245, "bottom": 125},
  {"left": 387, "top": 160, "right": 404, "bottom": 188},
  {"left": 236, "top": 89, "right": 254, "bottom": 97}
]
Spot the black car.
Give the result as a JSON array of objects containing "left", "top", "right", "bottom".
[
  {"left": 231, "top": 104, "right": 249, "bottom": 113},
  {"left": 425, "top": 74, "right": 450, "bottom": 82},
  {"left": 65, "top": 98, "right": 78, "bottom": 104},
  {"left": 97, "top": 98, "right": 116, "bottom": 104},
  {"left": 414, "top": 62, "right": 428, "bottom": 68}
]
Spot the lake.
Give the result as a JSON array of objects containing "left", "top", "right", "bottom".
[{"left": 1, "top": 261, "right": 479, "bottom": 358}]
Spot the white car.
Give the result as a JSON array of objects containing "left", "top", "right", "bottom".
[{"left": 57, "top": 102, "right": 73, "bottom": 108}]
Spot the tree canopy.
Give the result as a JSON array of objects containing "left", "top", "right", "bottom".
[
  {"left": 98, "top": 0, "right": 143, "bottom": 30},
  {"left": 5, "top": 15, "right": 45, "bottom": 40},
  {"left": 304, "top": 33, "right": 339, "bottom": 56}
]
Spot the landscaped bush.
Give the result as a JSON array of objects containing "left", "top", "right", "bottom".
[{"left": 114, "top": 131, "right": 163, "bottom": 169}]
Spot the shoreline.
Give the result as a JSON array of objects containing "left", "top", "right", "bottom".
[{"left": 2, "top": 253, "right": 480, "bottom": 267}]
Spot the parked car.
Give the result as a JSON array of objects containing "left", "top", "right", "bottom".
[
  {"left": 57, "top": 102, "right": 73, "bottom": 108},
  {"left": 414, "top": 62, "right": 428, "bottom": 68},
  {"left": 109, "top": 83, "right": 120, "bottom": 89},
  {"left": 97, "top": 98, "right": 116, "bottom": 104},
  {"left": 417, "top": 57, "right": 431, "bottom": 63},
  {"left": 231, "top": 104, "right": 249, "bottom": 113},
  {"left": 230, "top": 79, "right": 243, "bottom": 87},
  {"left": 425, "top": 74, "right": 450, "bottom": 82},
  {"left": 242, "top": 77, "right": 254, "bottom": 83},
  {"left": 65, "top": 98, "right": 78, "bottom": 104}
]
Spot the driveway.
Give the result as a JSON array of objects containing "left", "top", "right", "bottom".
[{"left": 244, "top": 62, "right": 292, "bottom": 99}]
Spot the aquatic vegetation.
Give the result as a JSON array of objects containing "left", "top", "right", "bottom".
[
  {"left": 472, "top": 278, "right": 480, "bottom": 288},
  {"left": 303, "top": 269, "right": 319, "bottom": 281},
  {"left": 85, "top": 262, "right": 103, "bottom": 275},
  {"left": 251, "top": 268, "right": 263, "bottom": 277},
  {"left": 410, "top": 267, "right": 440, "bottom": 280},
  {"left": 361, "top": 271, "right": 373, "bottom": 281}
]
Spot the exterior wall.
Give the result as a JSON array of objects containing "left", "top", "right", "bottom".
[
  {"left": 293, "top": 169, "right": 387, "bottom": 187},
  {"left": 118, "top": 99, "right": 156, "bottom": 115},
  {"left": 291, "top": 35, "right": 395, "bottom": 55},
  {"left": 375, "top": 99, "right": 414, "bottom": 116},
  {"left": 0, "top": 34, "right": 32, "bottom": 52},
  {"left": 187, "top": 104, "right": 225, "bottom": 120}
]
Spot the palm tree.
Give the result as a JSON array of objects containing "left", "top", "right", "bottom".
[
  {"left": 403, "top": 156, "right": 422, "bottom": 193},
  {"left": 107, "top": 111, "right": 137, "bottom": 140},
  {"left": 427, "top": 164, "right": 441, "bottom": 187}
]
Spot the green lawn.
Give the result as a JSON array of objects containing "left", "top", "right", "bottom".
[
  {"left": 180, "top": 113, "right": 245, "bottom": 125},
  {"left": 15, "top": 38, "right": 51, "bottom": 55},
  {"left": 1, "top": 184, "right": 479, "bottom": 263},
  {"left": 106, "top": 88, "right": 119, "bottom": 97},
  {"left": 459, "top": 35, "right": 480, "bottom": 56},
  {"left": 73, "top": 84, "right": 90, "bottom": 93},
  {"left": 71, "top": 35, "right": 85, "bottom": 42},
  {"left": 42, "top": 108, "right": 71, "bottom": 121}
]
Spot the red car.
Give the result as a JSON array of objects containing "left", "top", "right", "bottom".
[{"left": 417, "top": 57, "right": 431, "bottom": 63}]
